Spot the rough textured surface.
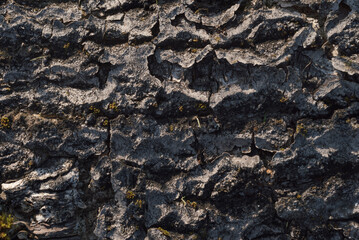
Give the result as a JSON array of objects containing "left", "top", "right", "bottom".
[{"left": 1, "top": 0, "right": 359, "bottom": 239}]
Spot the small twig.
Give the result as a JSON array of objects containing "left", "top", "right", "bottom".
[
  {"left": 194, "top": 116, "right": 201, "bottom": 128},
  {"left": 30, "top": 55, "right": 50, "bottom": 61},
  {"left": 195, "top": 8, "right": 208, "bottom": 14},
  {"left": 181, "top": 196, "right": 186, "bottom": 206},
  {"left": 302, "top": 61, "right": 312, "bottom": 73},
  {"left": 209, "top": 152, "right": 231, "bottom": 163}
]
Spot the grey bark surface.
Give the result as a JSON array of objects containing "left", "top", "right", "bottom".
[{"left": 1, "top": 0, "right": 359, "bottom": 239}]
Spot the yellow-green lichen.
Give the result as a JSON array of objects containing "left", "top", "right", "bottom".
[
  {"left": 89, "top": 106, "right": 101, "bottom": 114},
  {"left": 0, "top": 213, "right": 14, "bottom": 240},
  {"left": 103, "top": 119, "right": 109, "bottom": 127},
  {"left": 296, "top": 123, "right": 307, "bottom": 135},
  {"left": 63, "top": 43, "right": 70, "bottom": 49},
  {"left": 135, "top": 199, "right": 143, "bottom": 208},
  {"left": 157, "top": 227, "right": 170, "bottom": 237},
  {"left": 126, "top": 191, "right": 135, "bottom": 199},
  {"left": 0, "top": 117, "right": 10, "bottom": 129},
  {"left": 108, "top": 102, "right": 119, "bottom": 112},
  {"left": 196, "top": 103, "right": 207, "bottom": 110},
  {"left": 181, "top": 196, "right": 197, "bottom": 209},
  {"left": 280, "top": 96, "right": 288, "bottom": 103}
]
